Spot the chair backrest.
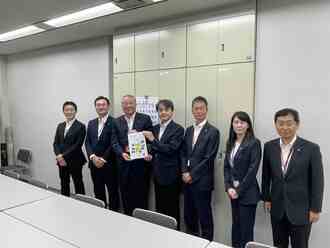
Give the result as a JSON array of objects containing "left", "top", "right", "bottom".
[
  {"left": 73, "top": 194, "right": 105, "bottom": 208},
  {"left": 29, "top": 178, "right": 48, "bottom": 189},
  {"left": 246, "top": 242, "right": 276, "bottom": 248},
  {"left": 47, "top": 186, "right": 61, "bottom": 194},
  {"left": 17, "top": 149, "right": 32, "bottom": 164},
  {"left": 3, "top": 170, "right": 20, "bottom": 179},
  {"left": 132, "top": 208, "right": 177, "bottom": 230}
]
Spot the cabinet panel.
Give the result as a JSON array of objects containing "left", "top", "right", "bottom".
[
  {"left": 135, "top": 31, "right": 159, "bottom": 71},
  {"left": 159, "top": 68, "right": 186, "bottom": 127},
  {"left": 219, "top": 14, "right": 255, "bottom": 64},
  {"left": 113, "top": 35, "right": 134, "bottom": 73},
  {"left": 135, "top": 70, "right": 159, "bottom": 97},
  {"left": 113, "top": 73, "right": 135, "bottom": 117},
  {"left": 159, "top": 26, "right": 187, "bottom": 69}
]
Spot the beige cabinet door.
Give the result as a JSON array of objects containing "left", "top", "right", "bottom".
[
  {"left": 159, "top": 68, "right": 186, "bottom": 127},
  {"left": 135, "top": 31, "right": 159, "bottom": 71},
  {"left": 135, "top": 70, "right": 160, "bottom": 97},
  {"left": 219, "top": 14, "right": 255, "bottom": 64},
  {"left": 159, "top": 25, "right": 187, "bottom": 69},
  {"left": 187, "top": 20, "right": 219, "bottom": 67},
  {"left": 186, "top": 66, "right": 218, "bottom": 127},
  {"left": 113, "top": 73, "right": 135, "bottom": 117},
  {"left": 217, "top": 62, "right": 255, "bottom": 152},
  {"left": 113, "top": 35, "right": 134, "bottom": 73}
]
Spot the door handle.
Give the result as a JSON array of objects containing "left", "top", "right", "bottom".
[
  {"left": 221, "top": 43, "right": 225, "bottom": 52},
  {"left": 161, "top": 51, "right": 165, "bottom": 58},
  {"left": 115, "top": 57, "right": 118, "bottom": 64}
]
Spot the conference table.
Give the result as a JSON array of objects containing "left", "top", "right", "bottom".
[
  {"left": 0, "top": 174, "right": 54, "bottom": 211},
  {"left": 0, "top": 174, "right": 232, "bottom": 248},
  {"left": 4, "top": 191, "right": 210, "bottom": 248},
  {"left": 0, "top": 212, "right": 75, "bottom": 248}
]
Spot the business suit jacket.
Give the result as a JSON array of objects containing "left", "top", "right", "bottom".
[
  {"left": 262, "top": 136, "right": 324, "bottom": 225},
  {"left": 53, "top": 120, "right": 87, "bottom": 166},
  {"left": 150, "top": 120, "right": 184, "bottom": 186},
  {"left": 224, "top": 137, "right": 262, "bottom": 205},
  {"left": 112, "top": 112, "right": 153, "bottom": 158},
  {"left": 181, "top": 122, "right": 220, "bottom": 191},
  {"left": 85, "top": 115, "right": 116, "bottom": 166}
]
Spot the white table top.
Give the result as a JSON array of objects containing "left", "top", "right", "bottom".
[
  {"left": 207, "top": 241, "right": 232, "bottom": 248},
  {"left": 5, "top": 195, "right": 210, "bottom": 248},
  {"left": 0, "top": 213, "right": 75, "bottom": 248},
  {"left": 0, "top": 174, "right": 54, "bottom": 211}
]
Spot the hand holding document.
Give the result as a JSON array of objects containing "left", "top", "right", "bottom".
[{"left": 128, "top": 132, "right": 148, "bottom": 160}]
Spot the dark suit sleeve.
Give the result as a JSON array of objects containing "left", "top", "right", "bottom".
[
  {"left": 261, "top": 143, "right": 271, "bottom": 202},
  {"left": 223, "top": 152, "right": 232, "bottom": 192},
  {"left": 111, "top": 120, "right": 124, "bottom": 157},
  {"left": 144, "top": 115, "right": 154, "bottom": 153},
  {"left": 309, "top": 144, "right": 324, "bottom": 213},
  {"left": 180, "top": 131, "right": 189, "bottom": 173},
  {"left": 62, "top": 124, "right": 86, "bottom": 161},
  {"left": 151, "top": 126, "right": 184, "bottom": 155},
  {"left": 237, "top": 139, "right": 262, "bottom": 197},
  {"left": 53, "top": 124, "right": 61, "bottom": 156},
  {"left": 102, "top": 121, "right": 115, "bottom": 162},
  {"left": 85, "top": 121, "right": 93, "bottom": 159},
  {"left": 190, "top": 128, "right": 220, "bottom": 183}
]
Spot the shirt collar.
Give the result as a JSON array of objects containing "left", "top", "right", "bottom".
[
  {"left": 280, "top": 135, "right": 297, "bottom": 148},
  {"left": 99, "top": 114, "right": 109, "bottom": 123},
  {"left": 124, "top": 112, "right": 136, "bottom": 122},
  {"left": 194, "top": 119, "right": 207, "bottom": 129},
  {"left": 65, "top": 118, "right": 76, "bottom": 126},
  {"left": 160, "top": 119, "right": 172, "bottom": 128}
]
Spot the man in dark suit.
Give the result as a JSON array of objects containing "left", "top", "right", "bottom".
[
  {"left": 262, "top": 108, "right": 324, "bottom": 248},
  {"left": 85, "top": 96, "right": 119, "bottom": 211},
  {"left": 112, "top": 95, "right": 153, "bottom": 216},
  {"left": 53, "top": 101, "right": 86, "bottom": 196},
  {"left": 143, "top": 99, "right": 184, "bottom": 228},
  {"left": 181, "top": 96, "right": 220, "bottom": 241}
]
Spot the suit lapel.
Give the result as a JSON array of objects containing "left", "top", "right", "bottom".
[
  {"left": 192, "top": 122, "right": 209, "bottom": 154},
  {"left": 59, "top": 122, "right": 66, "bottom": 141},
  {"left": 233, "top": 140, "right": 249, "bottom": 165},
  {"left": 273, "top": 139, "right": 284, "bottom": 177},
  {"left": 154, "top": 125, "right": 161, "bottom": 141},
  {"left": 64, "top": 120, "right": 77, "bottom": 140},
  {"left": 120, "top": 115, "right": 129, "bottom": 135},
  {"left": 159, "top": 121, "right": 173, "bottom": 142},
  {"left": 187, "top": 127, "right": 194, "bottom": 155},
  {"left": 284, "top": 137, "right": 304, "bottom": 178}
]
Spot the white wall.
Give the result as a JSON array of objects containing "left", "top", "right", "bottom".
[
  {"left": 0, "top": 56, "right": 10, "bottom": 141},
  {"left": 6, "top": 38, "right": 111, "bottom": 195},
  {"left": 255, "top": 0, "right": 330, "bottom": 246}
]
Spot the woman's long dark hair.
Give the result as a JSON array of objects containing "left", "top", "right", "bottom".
[{"left": 226, "top": 111, "right": 255, "bottom": 153}]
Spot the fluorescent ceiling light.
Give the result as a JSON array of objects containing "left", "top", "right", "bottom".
[
  {"left": 0, "top": 25, "right": 45, "bottom": 42},
  {"left": 45, "top": 2, "right": 123, "bottom": 28}
]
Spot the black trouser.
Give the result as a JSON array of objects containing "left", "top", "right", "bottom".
[
  {"left": 58, "top": 164, "right": 85, "bottom": 196},
  {"left": 231, "top": 200, "right": 257, "bottom": 248},
  {"left": 90, "top": 164, "right": 119, "bottom": 211},
  {"left": 184, "top": 186, "right": 213, "bottom": 241},
  {"left": 119, "top": 160, "right": 148, "bottom": 216},
  {"left": 154, "top": 179, "right": 181, "bottom": 229},
  {"left": 271, "top": 214, "right": 312, "bottom": 248}
]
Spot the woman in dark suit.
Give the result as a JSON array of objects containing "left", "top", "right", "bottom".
[
  {"left": 53, "top": 101, "right": 86, "bottom": 196},
  {"left": 223, "top": 111, "right": 262, "bottom": 248}
]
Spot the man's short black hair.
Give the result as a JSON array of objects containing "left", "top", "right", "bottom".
[
  {"left": 192, "top": 96, "right": 208, "bottom": 108},
  {"left": 62, "top": 101, "right": 77, "bottom": 111},
  {"left": 274, "top": 108, "right": 300, "bottom": 123},
  {"left": 156, "top": 99, "right": 174, "bottom": 111},
  {"left": 94, "top": 96, "right": 110, "bottom": 106}
]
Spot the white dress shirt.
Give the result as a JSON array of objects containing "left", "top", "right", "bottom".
[
  {"left": 64, "top": 118, "right": 76, "bottom": 137},
  {"left": 280, "top": 135, "right": 297, "bottom": 174},
  {"left": 193, "top": 119, "right": 207, "bottom": 147},
  {"left": 98, "top": 114, "right": 109, "bottom": 138},
  {"left": 230, "top": 141, "right": 241, "bottom": 168},
  {"left": 159, "top": 119, "right": 172, "bottom": 140},
  {"left": 124, "top": 112, "right": 136, "bottom": 131}
]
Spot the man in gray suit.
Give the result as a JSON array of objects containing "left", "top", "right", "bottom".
[{"left": 262, "top": 108, "right": 324, "bottom": 248}]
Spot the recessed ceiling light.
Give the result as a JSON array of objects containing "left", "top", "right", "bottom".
[
  {"left": 0, "top": 25, "right": 45, "bottom": 42},
  {"left": 44, "top": 2, "right": 123, "bottom": 28}
]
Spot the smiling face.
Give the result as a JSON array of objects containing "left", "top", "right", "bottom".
[
  {"left": 192, "top": 101, "right": 208, "bottom": 124},
  {"left": 275, "top": 114, "right": 299, "bottom": 140},
  {"left": 158, "top": 104, "right": 173, "bottom": 123},
  {"left": 121, "top": 96, "right": 136, "bottom": 116},
  {"left": 95, "top": 99, "right": 110, "bottom": 117},
  {"left": 63, "top": 104, "right": 76, "bottom": 121},
  {"left": 232, "top": 116, "right": 249, "bottom": 137}
]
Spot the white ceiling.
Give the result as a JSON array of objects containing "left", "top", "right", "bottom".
[{"left": 0, "top": 0, "right": 253, "bottom": 55}]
